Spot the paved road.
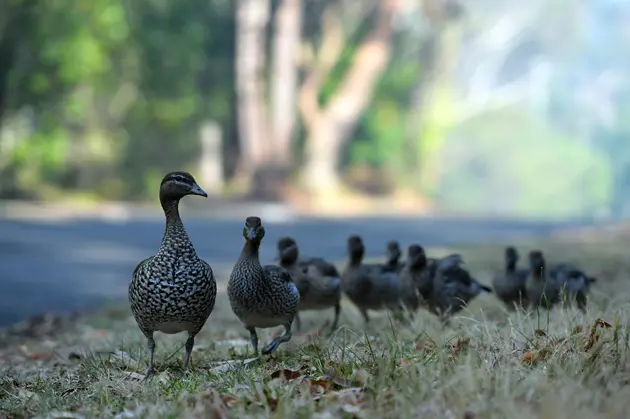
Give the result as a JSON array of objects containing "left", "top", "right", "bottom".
[{"left": 0, "top": 214, "right": 597, "bottom": 327}]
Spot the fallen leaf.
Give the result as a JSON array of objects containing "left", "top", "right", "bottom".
[
  {"left": 354, "top": 368, "right": 370, "bottom": 386},
  {"left": 449, "top": 337, "right": 471, "bottom": 355},
  {"left": 521, "top": 350, "right": 547, "bottom": 365},
  {"left": 270, "top": 368, "right": 302, "bottom": 380},
  {"left": 26, "top": 352, "right": 54, "bottom": 360},
  {"left": 596, "top": 319, "right": 612, "bottom": 328},
  {"left": 219, "top": 394, "right": 242, "bottom": 408},
  {"left": 397, "top": 358, "right": 412, "bottom": 367},
  {"left": 534, "top": 329, "right": 548, "bottom": 337},
  {"left": 309, "top": 378, "right": 330, "bottom": 398}
]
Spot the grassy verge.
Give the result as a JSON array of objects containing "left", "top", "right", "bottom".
[{"left": 1, "top": 232, "right": 630, "bottom": 418}]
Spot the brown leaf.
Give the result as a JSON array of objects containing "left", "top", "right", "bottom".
[
  {"left": 270, "top": 368, "right": 302, "bottom": 380},
  {"left": 534, "top": 329, "right": 548, "bottom": 337},
  {"left": 397, "top": 358, "right": 412, "bottom": 367},
  {"left": 415, "top": 343, "right": 424, "bottom": 350},
  {"left": 354, "top": 368, "right": 370, "bottom": 386},
  {"left": 26, "top": 352, "right": 54, "bottom": 360},
  {"left": 449, "top": 337, "right": 471, "bottom": 355},
  {"left": 219, "top": 394, "right": 242, "bottom": 408},
  {"left": 521, "top": 350, "right": 547, "bottom": 365},
  {"left": 309, "top": 378, "right": 331, "bottom": 399},
  {"left": 596, "top": 319, "right": 612, "bottom": 328}
]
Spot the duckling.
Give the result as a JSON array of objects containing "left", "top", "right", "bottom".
[
  {"left": 549, "top": 263, "right": 597, "bottom": 312},
  {"left": 525, "top": 250, "right": 561, "bottom": 310},
  {"left": 341, "top": 235, "right": 401, "bottom": 323},
  {"left": 276, "top": 237, "right": 342, "bottom": 333},
  {"left": 383, "top": 240, "right": 405, "bottom": 273},
  {"left": 427, "top": 254, "right": 492, "bottom": 321},
  {"left": 274, "top": 237, "right": 341, "bottom": 279},
  {"left": 492, "top": 246, "right": 529, "bottom": 310},
  {"left": 227, "top": 217, "right": 300, "bottom": 355},
  {"left": 397, "top": 244, "right": 431, "bottom": 316}
]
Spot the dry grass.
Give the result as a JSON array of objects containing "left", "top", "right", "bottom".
[{"left": 2, "top": 233, "right": 630, "bottom": 419}]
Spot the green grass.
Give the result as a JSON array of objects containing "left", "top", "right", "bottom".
[{"left": 2, "top": 233, "right": 630, "bottom": 418}]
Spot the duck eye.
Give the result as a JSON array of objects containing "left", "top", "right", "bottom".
[{"left": 175, "top": 175, "right": 185, "bottom": 183}]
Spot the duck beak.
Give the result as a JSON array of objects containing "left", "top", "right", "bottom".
[
  {"left": 247, "top": 227, "right": 257, "bottom": 240},
  {"left": 190, "top": 183, "right": 208, "bottom": 197}
]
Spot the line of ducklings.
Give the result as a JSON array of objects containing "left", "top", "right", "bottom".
[{"left": 280, "top": 238, "right": 598, "bottom": 336}]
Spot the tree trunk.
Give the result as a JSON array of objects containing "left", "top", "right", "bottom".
[
  {"left": 270, "top": 0, "right": 301, "bottom": 165},
  {"left": 234, "top": 0, "right": 270, "bottom": 188},
  {"left": 299, "top": 0, "right": 396, "bottom": 195}
]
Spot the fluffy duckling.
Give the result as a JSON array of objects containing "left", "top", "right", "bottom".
[
  {"left": 427, "top": 254, "right": 492, "bottom": 321},
  {"left": 492, "top": 246, "right": 529, "bottom": 310},
  {"left": 397, "top": 244, "right": 431, "bottom": 316},
  {"left": 341, "top": 235, "right": 401, "bottom": 323},
  {"left": 227, "top": 217, "right": 300, "bottom": 355},
  {"left": 525, "top": 250, "right": 561, "bottom": 310},
  {"left": 383, "top": 240, "right": 405, "bottom": 273},
  {"left": 276, "top": 236, "right": 342, "bottom": 334},
  {"left": 549, "top": 263, "right": 597, "bottom": 312}
]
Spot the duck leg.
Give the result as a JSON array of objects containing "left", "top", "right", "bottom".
[
  {"left": 360, "top": 308, "right": 370, "bottom": 324},
  {"left": 262, "top": 323, "right": 292, "bottom": 355},
  {"left": 181, "top": 335, "right": 195, "bottom": 376},
  {"left": 248, "top": 327, "right": 259, "bottom": 355},
  {"left": 143, "top": 334, "right": 156, "bottom": 382},
  {"left": 329, "top": 303, "right": 341, "bottom": 335}
]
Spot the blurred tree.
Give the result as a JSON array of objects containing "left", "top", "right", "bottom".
[{"left": 298, "top": 0, "right": 396, "bottom": 196}]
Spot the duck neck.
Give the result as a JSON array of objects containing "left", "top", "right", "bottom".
[
  {"left": 279, "top": 257, "right": 297, "bottom": 269},
  {"left": 236, "top": 239, "right": 265, "bottom": 276},
  {"left": 386, "top": 256, "right": 398, "bottom": 268},
  {"left": 348, "top": 251, "right": 363, "bottom": 267},
  {"left": 506, "top": 260, "right": 517, "bottom": 273},
  {"left": 531, "top": 263, "right": 545, "bottom": 280},
  {"left": 161, "top": 199, "right": 190, "bottom": 244}
]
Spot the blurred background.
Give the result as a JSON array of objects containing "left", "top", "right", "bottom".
[{"left": 0, "top": 0, "right": 628, "bottom": 326}]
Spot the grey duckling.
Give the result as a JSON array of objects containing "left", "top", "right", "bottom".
[
  {"left": 129, "top": 171, "right": 216, "bottom": 380},
  {"left": 549, "top": 263, "right": 597, "bottom": 312},
  {"left": 397, "top": 244, "right": 431, "bottom": 316},
  {"left": 427, "top": 254, "right": 492, "bottom": 321},
  {"left": 492, "top": 246, "right": 529, "bottom": 310},
  {"left": 276, "top": 236, "right": 342, "bottom": 334},
  {"left": 383, "top": 240, "right": 405, "bottom": 273},
  {"left": 341, "top": 235, "right": 401, "bottom": 323},
  {"left": 227, "top": 217, "right": 300, "bottom": 355},
  {"left": 525, "top": 250, "right": 562, "bottom": 310}
]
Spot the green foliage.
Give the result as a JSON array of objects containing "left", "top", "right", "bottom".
[{"left": 0, "top": 0, "right": 236, "bottom": 199}]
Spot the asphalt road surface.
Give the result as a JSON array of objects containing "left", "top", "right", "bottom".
[{"left": 0, "top": 214, "right": 596, "bottom": 327}]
